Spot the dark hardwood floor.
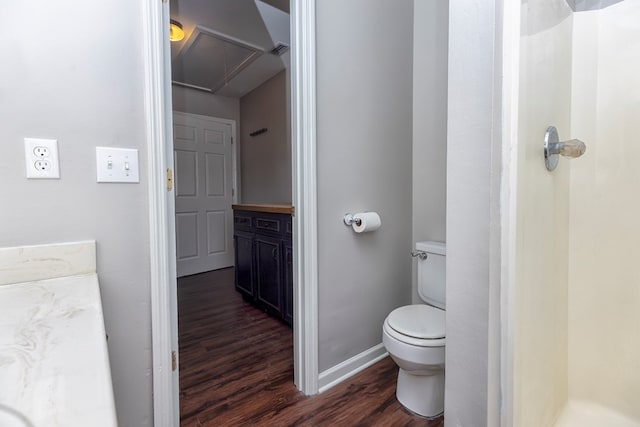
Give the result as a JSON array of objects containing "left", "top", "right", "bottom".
[{"left": 178, "top": 268, "right": 444, "bottom": 426}]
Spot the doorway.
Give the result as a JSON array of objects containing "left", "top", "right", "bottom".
[
  {"left": 167, "top": 0, "right": 306, "bottom": 424},
  {"left": 144, "top": 0, "right": 318, "bottom": 424}
]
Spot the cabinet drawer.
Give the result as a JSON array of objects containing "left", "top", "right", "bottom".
[
  {"left": 234, "top": 212, "right": 253, "bottom": 232},
  {"left": 255, "top": 215, "right": 283, "bottom": 235}
]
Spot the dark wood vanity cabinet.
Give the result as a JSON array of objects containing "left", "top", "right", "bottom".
[{"left": 233, "top": 207, "right": 293, "bottom": 326}]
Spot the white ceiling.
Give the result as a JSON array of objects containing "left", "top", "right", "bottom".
[{"left": 170, "top": 0, "right": 290, "bottom": 98}]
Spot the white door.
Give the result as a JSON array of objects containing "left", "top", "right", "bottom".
[{"left": 173, "top": 112, "right": 236, "bottom": 277}]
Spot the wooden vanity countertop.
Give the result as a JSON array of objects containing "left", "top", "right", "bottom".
[{"left": 232, "top": 204, "right": 294, "bottom": 215}]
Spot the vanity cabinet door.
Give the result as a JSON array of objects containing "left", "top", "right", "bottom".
[
  {"left": 283, "top": 243, "right": 293, "bottom": 326},
  {"left": 234, "top": 232, "right": 254, "bottom": 299},
  {"left": 255, "top": 235, "right": 282, "bottom": 316}
]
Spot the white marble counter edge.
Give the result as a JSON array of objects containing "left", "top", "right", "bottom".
[{"left": 0, "top": 273, "right": 117, "bottom": 427}]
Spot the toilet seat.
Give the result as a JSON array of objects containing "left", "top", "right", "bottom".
[{"left": 384, "top": 305, "right": 445, "bottom": 347}]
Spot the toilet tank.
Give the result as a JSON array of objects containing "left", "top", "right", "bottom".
[{"left": 416, "top": 241, "right": 446, "bottom": 309}]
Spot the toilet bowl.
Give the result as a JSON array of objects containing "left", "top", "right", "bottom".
[
  {"left": 382, "top": 241, "right": 446, "bottom": 418},
  {"left": 383, "top": 304, "right": 445, "bottom": 417}
]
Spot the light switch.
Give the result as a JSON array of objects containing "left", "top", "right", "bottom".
[{"left": 96, "top": 147, "right": 140, "bottom": 183}]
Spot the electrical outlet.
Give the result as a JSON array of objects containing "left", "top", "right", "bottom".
[
  {"left": 25, "top": 138, "right": 60, "bottom": 179},
  {"left": 34, "top": 160, "right": 52, "bottom": 171},
  {"left": 33, "top": 146, "right": 50, "bottom": 158}
]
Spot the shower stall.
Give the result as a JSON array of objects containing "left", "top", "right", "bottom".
[{"left": 505, "top": 0, "right": 640, "bottom": 425}]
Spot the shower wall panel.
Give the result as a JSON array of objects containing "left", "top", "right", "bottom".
[
  {"left": 514, "top": 1, "right": 573, "bottom": 425},
  {"left": 569, "top": 1, "right": 640, "bottom": 419}
]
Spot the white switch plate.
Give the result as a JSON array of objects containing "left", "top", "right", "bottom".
[
  {"left": 96, "top": 147, "right": 140, "bottom": 183},
  {"left": 24, "top": 138, "right": 60, "bottom": 179}
]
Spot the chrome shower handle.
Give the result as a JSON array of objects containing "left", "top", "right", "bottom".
[
  {"left": 544, "top": 126, "right": 587, "bottom": 171},
  {"left": 547, "top": 138, "right": 586, "bottom": 158}
]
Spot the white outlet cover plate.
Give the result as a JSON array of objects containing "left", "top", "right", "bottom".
[
  {"left": 96, "top": 147, "right": 140, "bottom": 183},
  {"left": 24, "top": 137, "right": 60, "bottom": 179}
]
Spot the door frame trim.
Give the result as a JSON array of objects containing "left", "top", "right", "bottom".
[
  {"left": 291, "top": 0, "right": 319, "bottom": 395},
  {"left": 499, "top": 0, "right": 520, "bottom": 425},
  {"left": 143, "top": 0, "right": 319, "bottom": 425},
  {"left": 141, "top": 0, "right": 179, "bottom": 425}
]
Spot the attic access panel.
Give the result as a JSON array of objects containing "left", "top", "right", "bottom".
[{"left": 172, "top": 25, "right": 264, "bottom": 93}]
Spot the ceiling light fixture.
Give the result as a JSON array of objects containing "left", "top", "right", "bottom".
[{"left": 169, "top": 19, "right": 185, "bottom": 42}]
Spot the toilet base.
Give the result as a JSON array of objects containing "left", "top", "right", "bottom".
[{"left": 396, "top": 368, "right": 444, "bottom": 418}]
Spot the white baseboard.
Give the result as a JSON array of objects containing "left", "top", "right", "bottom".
[{"left": 318, "top": 343, "right": 389, "bottom": 393}]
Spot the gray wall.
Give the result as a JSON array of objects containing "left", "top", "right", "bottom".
[
  {"left": 172, "top": 85, "right": 240, "bottom": 124},
  {"left": 0, "top": 2, "right": 499, "bottom": 425},
  {"left": 316, "top": 0, "right": 414, "bottom": 372},
  {"left": 446, "top": 0, "right": 502, "bottom": 425},
  {"left": 239, "top": 71, "right": 292, "bottom": 204},
  {"left": 412, "top": 0, "right": 449, "bottom": 303},
  {"left": 0, "top": 2, "right": 152, "bottom": 426}
]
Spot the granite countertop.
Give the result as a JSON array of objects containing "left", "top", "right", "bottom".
[
  {"left": 0, "top": 242, "right": 117, "bottom": 427},
  {"left": 232, "top": 204, "right": 294, "bottom": 215}
]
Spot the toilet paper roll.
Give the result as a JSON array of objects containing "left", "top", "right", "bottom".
[{"left": 352, "top": 212, "right": 381, "bottom": 233}]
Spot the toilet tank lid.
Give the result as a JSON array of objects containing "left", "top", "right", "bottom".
[{"left": 416, "top": 241, "right": 446, "bottom": 255}]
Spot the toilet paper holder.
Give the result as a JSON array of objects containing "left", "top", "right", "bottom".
[{"left": 343, "top": 213, "right": 362, "bottom": 227}]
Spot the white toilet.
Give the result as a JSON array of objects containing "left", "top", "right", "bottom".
[{"left": 382, "top": 241, "right": 446, "bottom": 418}]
